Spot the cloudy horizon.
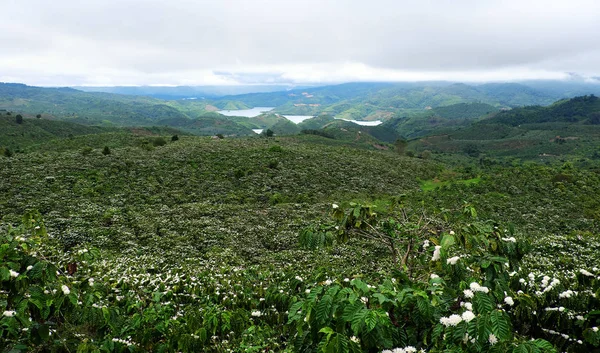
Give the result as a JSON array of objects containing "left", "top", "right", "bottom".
[{"left": 2, "top": 0, "right": 600, "bottom": 87}]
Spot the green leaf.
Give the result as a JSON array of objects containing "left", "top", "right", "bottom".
[
  {"left": 364, "top": 310, "right": 378, "bottom": 332},
  {"left": 315, "top": 295, "right": 333, "bottom": 324},
  {"left": 441, "top": 233, "right": 455, "bottom": 249}
]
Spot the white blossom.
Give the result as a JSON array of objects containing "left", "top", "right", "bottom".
[
  {"left": 3, "top": 311, "right": 16, "bottom": 317},
  {"left": 504, "top": 296, "right": 514, "bottom": 306},
  {"left": 431, "top": 246, "right": 441, "bottom": 262},
  {"left": 469, "top": 282, "right": 489, "bottom": 293},
  {"left": 461, "top": 311, "right": 475, "bottom": 322},
  {"left": 61, "top": 285, "right": 70, "bottom": 295},
  {"left": 488, "top": 333, "right": 498, "bottom": 345},
  {"left": 447, "top": 256, "right": 460, "bottom": 265},
  {"left": 440, "top": 314, "right": 463, "bottom": 327},
  {"left": 9, "top": 270, "right": 19, "bottom": 278}
]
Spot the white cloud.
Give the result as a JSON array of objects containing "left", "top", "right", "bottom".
[{"left": 0, "top": 0, "right": 599, "bottom": 85}]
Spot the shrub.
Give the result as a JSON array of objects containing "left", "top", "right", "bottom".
[
  {"left": 81, "top": 147, "right": 93, "bottom": 156},
  {"left": 171, "top": 135, "right": 179, "bottom": 142},
  {"left": 152, "top": 137, "right": 167, "bottom": 147},
  {"left": 102, "top": 146, "right": 111, "bottom": 155},
  {"left": 15, "top": 114, "right": 23, "bottom": 124}
]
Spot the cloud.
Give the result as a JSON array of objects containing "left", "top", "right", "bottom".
[{"left": 1, "top": 0, "right": 599, "bottom": 85}]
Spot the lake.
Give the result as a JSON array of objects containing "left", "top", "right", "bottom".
[
  {"left": 217, "top": 107, "right": 274, "bottom": 117},
  {"left": 335, "top": 118, "right": 382, "bottom": 126},
  {"left": 282, "top": 115, "right": 314, "bottom": 124},
  {"left": 217, "top": 108, "right": 382, "bottom": 126}
]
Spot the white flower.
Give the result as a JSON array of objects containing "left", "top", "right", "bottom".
[
  {"left": 469, "top": 282, "right": 489, "bottom": 293},
  {"left": 430, "top": 274, "right": 439, "bottom": 279},
  {"left": 488, "top": 333, "right": 498, "bottom": 345},
  {"left": 26, "top": 266, "right": 33, "bottom": 271},
  {"left": 431, "top": 246, "right": 441, "bottom": 262},
  {"left": 593, "top": 327, "right": 598, "bottom": 332},
  {"left": 3, "top": 311, "right": 16, "bottom": 317},
  {"left": 360, "top": 297, "right": 369, "bottom": 304},
  {"left": 61, "top": 285, "right": 70, "bottom": 295},
  {"left": 251, "top": 310, "right": 262, "bottom": 317},
  {"left": 463, "top": 289, "right": 474, "bottom": 299},
  {"left": 447, "top": 256, "right": 460, "bottom": 265},
  {"left": 449, "top": 230, "right": 455, "bottom": 235},
  {"left": 305, "top": 289, "right": 311, "bottom": 294},
  {"left": 9, "top": 270, "right": 19, "bottom": 278},
  {"left": 501, "top": 237, "right": 516, "bottom": 242},
  {"left": 332, "top": 204, "right": 339, "bottom": 209},
  {"left": 422, "top": 239, "right": 430, "bottom": 249},
  {"left": 504, "top": 296, "right": 514, "bottom": 306},
  {"left": 580, "top": 269, "right": 594, "bottom": 277},
  {"left": 344, "top": 278, "right": 350, "bottom": 282},
  {"left": 461, "top": 311, "right": 475, "bottom": 322},
  {"left": 461, "top": 302, "right": 473, "bottom": 311},
  {"left": 440, "top": 314, "right": 463, "bottom": 327},
  {"left": 323, "top": 279, "right": 332, "bottom": 286},
  {"left": 295, "top": 276, "right": 303, "bottom": 282},
  {"left": 350, "top": 336, "right": 360, "bottom": 343},
  {"left": 559, "top": 290, "right": 574, "bottom": 299}
]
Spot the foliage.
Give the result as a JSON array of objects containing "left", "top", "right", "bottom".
[{"left": 1, "top": 130, "right": 600, "bottom": 352}]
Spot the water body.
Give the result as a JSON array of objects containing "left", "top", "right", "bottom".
[
  {"left": 252, "top": 129, "right": 264, "bottom": 134},
  {"left": 217, "top": 107, "right": 274, "bottom": 117},
  {"left": 282, "top": 115, "right": 314, "bottom": 124},
  {"left": 217, "top": 107, "right": 382, "bottom": 126},
  {"left": 334, "top": 118, "right": 382, "bottom": 126}
]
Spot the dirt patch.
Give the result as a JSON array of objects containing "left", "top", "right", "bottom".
[{"left": 372, "top": 144, "right": 389, "bottom": 150}]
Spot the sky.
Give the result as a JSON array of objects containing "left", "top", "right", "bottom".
[{"left": 1, "top": 0, "right": 600, "bottom": 86}]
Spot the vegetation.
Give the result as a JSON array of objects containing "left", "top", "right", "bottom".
[{"left": 2, "top": 83, "right": 600, "bottom": 352}]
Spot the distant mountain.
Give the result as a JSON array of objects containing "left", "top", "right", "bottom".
[
  {"left": 216, "top": 81, "right": 598, "bottom": 120},
  {"left": 73, "top": 85, "right": 317, "bottom": 99}
]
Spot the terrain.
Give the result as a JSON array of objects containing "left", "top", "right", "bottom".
[{"left": 1, "top": 82, "right": 600, "bottom": 353}]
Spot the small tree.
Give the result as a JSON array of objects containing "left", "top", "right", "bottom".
[
  {"left": 15, "top": 114, "right": 23, "bottom": 124},
  {"left": 3, "top": 148, "right": 13, "bottom": 158},
  {"left": 265, "top": 129, "right": 274, "bottom": 137},
  {"left": 171, "top": 135, "right": 179, "bottom": 142},
  {"left": 36, "top": 114, "right": 42, "bottom": 119},
  {"left": 102, "top": 146, "right": 111, "bottom": 155},
  {"left": 394, "top": 139, "right": 408, "bottom": 155}
]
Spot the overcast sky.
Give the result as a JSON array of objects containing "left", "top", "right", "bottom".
[{"left": 1, "top": 0, "right": 600, "bottom": 86}]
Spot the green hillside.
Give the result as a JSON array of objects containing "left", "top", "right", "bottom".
[
  {"left": 0, "top": 83, "right": 190, "bottom": 126},
  {"left": 408, "top": 95, "right": 600, "bottom": 163},
  {"left": 0, "top": 114, "right": 118, "bottom": 150}
]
